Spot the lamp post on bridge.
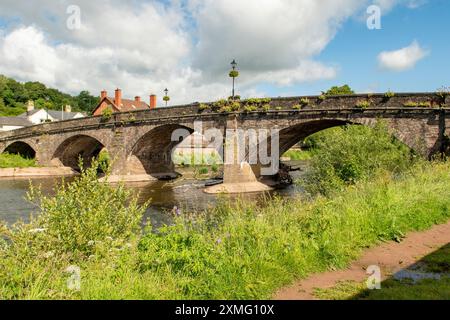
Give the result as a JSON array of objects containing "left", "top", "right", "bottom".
[
  {"left": 229, "top": 59, "right": 239, "bottom": 100},
  {"left": 163, "top": 88, "right": 170, "bottom": 107}
]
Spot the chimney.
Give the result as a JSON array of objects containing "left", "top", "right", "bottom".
[
  {"left": 101, "top": 90, "right": 107, "bottom": 99},
  {"left": 27, "top": 100, "right": 34, "bottom": 113},
  {"left": 135, "top": 96, "right": 141, "bottom": 102},
  {"left": 115, "top": 88, "right": 122, "bottom": 107},
  {"left": 65, "top": 105, "right": 72, "bottom": 113},
  {"left": 150, "top": 94, "right": 157, "bottom": 109}
]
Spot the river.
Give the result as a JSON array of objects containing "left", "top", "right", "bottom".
[{"left": 0, "top": 161, "right": 307, "bottom": 227}]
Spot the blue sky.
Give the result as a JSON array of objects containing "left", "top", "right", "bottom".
[
  {"left": 262, "top": 0, "right": 450, "bottom": 96},
  {"left": 0, "top": 0, "right": 448, "bottom": 103}
]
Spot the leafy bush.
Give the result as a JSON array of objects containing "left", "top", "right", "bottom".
[
  {"left": 300, "top": 98, "right": 310, "bottom": 106},
  {"left": 101, "top": 107, "right": 113, "bottom": 120},
  {"left": 24, "top": 160, "right": 144, "bottom": 258},
  {"left": 0, "top": 153, "right": 37, "bottom": 168},
  {"left": 384, "top": 91, "right": 395, "bottom": 99},
  {"left": 198, "top": 104, "right": 209, "bottom": 111},
  {"left": 292, "top": 104, "right": 302, "bottom": 110},
  {"left": 324, "top": 85, "right": 354, "bottom": 96},
  {"left": 355, "top": 100, "right": 370, "bottom": 109},
  {"left": 301, "top": 122, "right": 416, "bottom": 196}
]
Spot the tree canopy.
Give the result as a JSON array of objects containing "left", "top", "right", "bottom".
[
  {"left": 0, "top": 75, "right": 99, "bottom": 116},
  {"left": 324, "top": 84, "right": 355, "bottom": 96}
]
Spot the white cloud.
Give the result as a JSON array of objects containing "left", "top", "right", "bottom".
[
  {"left": 378, "top": 41, "right": 429, "bottom": 72},
  {"left": 0, "top": 0, "right": 427, "bottom": 104}
]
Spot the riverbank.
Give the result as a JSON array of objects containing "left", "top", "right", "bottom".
[
  {"left": 0, "top": 166, "right": 77, "bottom": 178},
  {"left": 1, "top": 161, "right": 449, "bottom": 299},
  {"left": 274, "top": 221, "right": 450, "bottom": 300}
]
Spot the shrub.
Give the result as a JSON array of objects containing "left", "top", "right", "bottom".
[
  {"left": 262, "top": 104, "right": 271, "bottom": 112},
  {"left": 300, "top": 98, "right": 310, "bottom": 106},
  {"left": 355, "top": 100, "right": 370, "bottom": 109},
  {"left": 0, "top": 153, "right": 37, "bottom": 168},
  {"left": 301, "top": 121, "right": 416, "bottom": 196},
  {"left": 324, "top": 85, "right": 354, "bottom": 96},
  {"left": 101, "top": 107, "right": 113, "bottom": 121},
  {"left": 198, "top": 104, "right": 210, "bottom": 111},
  {"left": 22, "top": 160, "right": 146, "bottom": 258},
  {"left": 292, "top": 104, "right": 302, "bottom": 110},
  {"left": 384, "top": 91, "right": 395, "bottom": 99},
  {"left": 230, "top": 101, "right": 241, "bottom": 111}
]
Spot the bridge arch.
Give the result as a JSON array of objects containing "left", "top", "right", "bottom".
[
  {"left": 250, "top": 118, "right": 418, "bottom": 177},
  {"left": 3, "top": 141, "right": 36, "bottom": 159},
  {"left": 52, "top": 134, "right": 106, "bottom": 171},
  {"left": 126, "top": 124, "right": 194, "bottom": 179}
]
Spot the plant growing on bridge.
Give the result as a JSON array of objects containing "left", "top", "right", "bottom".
[
  {"left": 198, "top": 103, "right": 210, "bottom": 112},
  {"left": 292, "top": 104, "right": 302, "bottom": 110},
  {"left": 355, "top": 100, "right": 370, "bottom": 109},
  {"left": 101, "top": 107, "right": 113, "bottom": 121},
  {"left": 384, "top": 90, "right": 395, "bottom": 99},
  {"left": 403, "top": 101, "right": 432, "bottom": 108},
  {"left": 300, "top": 97, "right": 310, "bottom": 106}
]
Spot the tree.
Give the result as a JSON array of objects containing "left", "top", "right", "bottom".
[
  {"left": 76, "top": 91, "right": 99, "bottom": 114},
  {"left": 324, "top": 85, "right": 354, "bottom": 96}
]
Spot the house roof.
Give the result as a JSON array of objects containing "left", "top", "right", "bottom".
[
  {"left": 94, "top": 96, "right": 150, "bottom": 113},
  {"left": 47, "top": 110, "right": 84, "bottom": 120},
  {"left": 0, "top": 116, "right": 32, "bottom": 127},
  {"left": 18, "top": 109, "right": 85, "bottom": 120}
]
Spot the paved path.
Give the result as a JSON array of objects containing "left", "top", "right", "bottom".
[{"left": 274, "top": 221, "right": 450, "bottom": 300}]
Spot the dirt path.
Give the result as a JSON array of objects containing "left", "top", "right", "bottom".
[{"left": 274, "top": 221, "right": 450, "bottom": 300}]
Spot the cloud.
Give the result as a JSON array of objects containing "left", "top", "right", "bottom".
[
  {"left": 0, "top": 0, "right": 425, "bottom": 104},
  {"left": 378, "top": 41, "right": 429, "bottom": 72}
]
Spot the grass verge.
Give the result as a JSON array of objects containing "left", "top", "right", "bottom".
[
  {"left": 1, "top": 161, "right": 449, "bottom": 299},
  {"left": 0, "top": 153, "right": 37, "bottom": 168}
]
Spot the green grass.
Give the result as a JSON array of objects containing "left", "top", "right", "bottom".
[
  {"left": 1, "top": 161, "right": 449, "bottom": 299},
  {"left": 282, "top": 149, "right": 312, "bottom": 161},
  {"left": 0, "top": 153, "right": 37, "bottom": 168}
]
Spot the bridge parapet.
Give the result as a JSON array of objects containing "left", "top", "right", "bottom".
[{"left": 0, "top": 92, "right": 445, "bottom": 144}]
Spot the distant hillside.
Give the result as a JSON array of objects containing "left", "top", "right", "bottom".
[{"left": 0, "top": 75, "right": 99, "bottom": 116}]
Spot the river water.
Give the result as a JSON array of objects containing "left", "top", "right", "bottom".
[{"left": 0, "top": 161, "right": 307, "bottom": 227}]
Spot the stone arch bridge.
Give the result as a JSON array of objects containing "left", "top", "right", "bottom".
[{"left": 0, "top": 93, "right": 449, "bottom": 186}]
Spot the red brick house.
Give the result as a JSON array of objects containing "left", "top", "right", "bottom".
[{"left": 92, "top": 89, "right": 157, "bottom": 116}]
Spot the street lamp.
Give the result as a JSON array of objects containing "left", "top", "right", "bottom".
[
  {"left": 229, "top": 59, "right": 239, "bottom": 99},
  {"left": 163, "top": 88, "right": 170, "bottom": 107},
  {"left": 45, "top": 96, "right": 50, "bottom": 122}
]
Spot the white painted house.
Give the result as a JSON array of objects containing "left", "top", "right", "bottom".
[{"left": 0, "top": 101, "right": 86, "bottom": 132}]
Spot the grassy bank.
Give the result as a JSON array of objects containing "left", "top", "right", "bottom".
[
  {"left": 282, "top": 149, "right": 312, "bottom": 161},
  {"left": 0, "top": 153, "right": 37, "bottom": 168},
  {"left": 314, "top": 244, "right": 450, "bottom": 300},
  {"left": 1, "top": 160, "right": 449, "bottom": 299}
]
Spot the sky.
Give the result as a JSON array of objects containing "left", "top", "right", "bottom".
[{"left": 0, "top": 0, "right": 448, "bottom": 105}]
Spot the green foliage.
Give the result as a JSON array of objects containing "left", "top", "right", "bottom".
[
  {"left": 101, "top": 107, "right": 113, "bottom": 120},
  {"left": 319, "top": 94, "right": 327, "bottom": 101},
  {"left": 301, "top": 122, "right": 416, "bottom": 196},
  {"left": 0, "top": 153, "right": 37, "bottom": 168},
  {"left": 324, "top": 84, "right": 355, "bottom": 96},
  {"left": 97, "top": 149, "right": 111, "bottom": 172},
  {"left": 198, "top": 104, "right": 210, "bottom": 111},
  {"left": 282, "top": 149, "right": 312, "bottom": 161},
  {"left": 0, "top": 75, "right": 98, "bottom": 116},
  {"left": 355, "top": 100, "right": 370, "bottom": 109},
  {"left": 0, "top": 158, "right": 449, "bottom": 299},
  {"left": 260, "top": 104, "right": 270, "bottom": 112},
  {"left": 163, "top": 96, "right": 170, "bottom": 102},
  {"left": 384, "top": 91, "right": 395, "bottom": 99},
  {"left": 300, "top": 97, "right": 310, "bottom": 106},
  {"left": 403, "top": 101, "right": 431, "bottom": 108},
  {"left": 229, "top": 70, "right": 239, "bottom": 78},
  {"left": 292, "top": 104, "right": 302, "bottom": 110}
]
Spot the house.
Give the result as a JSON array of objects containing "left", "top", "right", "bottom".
[
  {"left": 92, "top": 89, "right": 157, "bottom": 116},
  {"left": 0, "top": 101, "right": 86, "bottom": 131}
]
